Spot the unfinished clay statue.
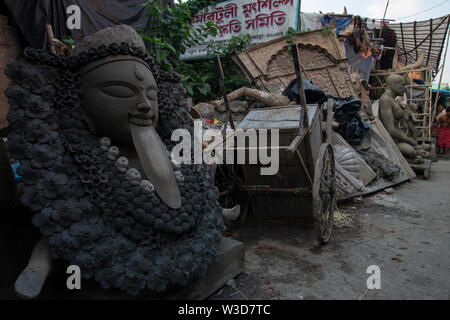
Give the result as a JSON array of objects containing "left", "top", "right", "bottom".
[
  {"left": 77, "top": 39, "right": 181, "bottom": 209},
  {"left": 5, "top": 25, "right": 224, "bottom": 297},
  {"left": 379, "top": 74, "right": 423, "bottom": 163}
]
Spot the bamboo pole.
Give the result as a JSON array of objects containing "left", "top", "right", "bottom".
[
  {"left": 431, "top": 29, "right": 449, "bottom": 124},
  {"left": 379, "top": 0, "right": 390, "bottom": 39}
]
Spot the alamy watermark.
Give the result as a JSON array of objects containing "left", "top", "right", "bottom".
[
  {"left": 66, "top": 265, "right": 81, "bottom": 290},
  {"left": 171, "top": 120, "right": 280, "bottom": 175},
  {"left": 366, "top": 265, "right": 381, "bottom": 290},
  {"left": 66, "top": 5, "right": 81, "bottom": 30}
]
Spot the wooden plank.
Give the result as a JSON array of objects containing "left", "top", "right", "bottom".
[
  {"left": 290, "top": 43, "right": 308, "bottom": 134},
  {"left": 325, "top": 68, "right": 340, "bottom": 97},
  {"left": 296, "top": 149, "right": 313, "bottom": 185},
  {"left": 241, "top": 185, "right": 312, "bottom": 195},
  {"left": 287, "top": 127, "right": 309, "bottom": 153},
  {"left": 371, "top": 66, "right": 433, "bottom": 75},
  {"left": 326, "top": 98, "right": 333, "bottom": 144},
  {"left": 214, "top": 55, "right": 236, "bottom": 131}
]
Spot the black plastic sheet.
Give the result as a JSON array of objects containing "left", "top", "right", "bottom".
[
  {"left": 283, "top": 79, "right": 370, "bottom": 146},
  {"left": 333, "top": 97, "right": 369, "bottom": 146},
  {"left": 4, "top": 0, "right": 150, "bottom": 49},
  {"left": 282, "top": 79, "right": 328, "bottom": 105}
]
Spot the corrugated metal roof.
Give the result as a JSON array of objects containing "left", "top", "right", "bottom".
[{"left": 388, "top": 15, "right": 450, "bottom": 73}]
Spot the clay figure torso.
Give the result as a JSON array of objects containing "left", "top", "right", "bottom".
[{"left": 379, "top": 74, "right": 422, "bottom": 163}]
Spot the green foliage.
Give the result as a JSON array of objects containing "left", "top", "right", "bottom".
[
  {"left": 177, "top": 49, "right": 250, "bottom": 103},
  {"left": 61, "top": 36, "right": 75, "bottom": 47},
  {"left": 185, "top": 0, "right": 221, "bottom": 15},
  {"left": 140, "top": 1, "right": 219, "bottom": 71},
  {"left": 138, "top": 0, "right": 251, "bottom": 103},
  {"left": 320, "top": 27, "right": 334, "bottom": 36},
  {"left": 285, "top": 26, "right": 336, "bottom": 44},
  {"left": 285, "top": 27, "right": 298, "bottom": 43},
  {"left": 207, "top": 34, "right": 252, "bottom": 56},
  {"left": 285, "top": 26, "right": 313, "bottom": 43}
]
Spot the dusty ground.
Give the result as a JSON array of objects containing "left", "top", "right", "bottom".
[
  {"left": 1, "top": 160, "right": 448, "bottom": 300},
  {"left": 212, "top": 158, "right": 450, "bottom": 300}
]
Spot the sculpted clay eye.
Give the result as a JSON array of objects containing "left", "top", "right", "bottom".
[
  {"left": 146, "top": 89, "right": 157, "bottom": 100},
  {"left": 101, "top": 85, "right": 134, "bottom": 98}
]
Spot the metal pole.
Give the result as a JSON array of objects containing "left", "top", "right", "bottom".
[
  {"left": 290, "top": 43, "right": 308, "bottom": 134},
  {"left": 379, "top": 0, "right": 390, "bottom": 39},
  {"left": 214, "top": 55, "right": 236, "bottom": 131}
]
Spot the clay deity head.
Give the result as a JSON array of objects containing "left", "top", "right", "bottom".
[
  {"left": 386, "top": 74, "right": 406, "bottom": 97},
  {"left": 80, "top": 57, "right": 158, "bottom": 147},
  {"left": 73, "top": 26, "right": 158, "bottom": 147},
  {"left": 72, "top": 25, "right": 181, "bottom": 209}
]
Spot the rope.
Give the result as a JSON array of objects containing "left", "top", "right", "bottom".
[{"left": 396, "top": 0, "right": 449, "bottom": 21}]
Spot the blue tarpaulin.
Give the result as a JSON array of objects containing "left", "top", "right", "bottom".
[
  {"left": 432, "top": 89, "right": 450, "bottom": 96},
  {"left": 321, "top": 15, "right": 353, "bottom": 35}
]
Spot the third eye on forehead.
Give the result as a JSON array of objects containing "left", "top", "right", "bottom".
[
  {"left": 134, "top": 64, "right": 157, "bottom": 92},
  {"left": 134, "top": 64, "right": 155, "bottom": 85},
  {"left": 135, "top": 64, "right": 145, "bottom": 81}
]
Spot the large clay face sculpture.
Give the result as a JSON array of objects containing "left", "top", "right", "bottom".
[
  {"left": 80, "top": 55, "right": 181, "bottom": 209},
  {"left": 4, "top": 25, "right": 224, "bottom": 296},
  {"left": 81, "top": 58, "right": 158, "bottom": 146}
]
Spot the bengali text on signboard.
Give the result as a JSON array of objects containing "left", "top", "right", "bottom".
[{"left": 180, "top": 0, "right": 300, "bottom": 60}]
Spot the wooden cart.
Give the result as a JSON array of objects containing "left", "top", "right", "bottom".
[
  {"left": 214, "top": 45, "right": 335, "bottom": 243},
  {"left": 221, "top": 100, "right": 336, "bottom": 243}
]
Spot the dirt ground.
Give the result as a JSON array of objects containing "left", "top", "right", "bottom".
[
  {"left": 211, "top": 158, "right": 450, "bottom": 300},
  {"left": 1, "top": 159, "right": 448, "bottom": 300}
]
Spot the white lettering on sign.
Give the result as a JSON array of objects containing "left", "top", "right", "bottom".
[{"left": 180, "top": 0, "right": 300, "bottom": 60}]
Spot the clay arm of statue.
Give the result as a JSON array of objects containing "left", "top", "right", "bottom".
[
  {"left": 408, "top": 118, "right": 418, "bottom": 141},
  {"left": 15, "top": 237, "right": 53, "bottom": 299},
  {"left": 407, "top": 103, "right": 421, "bottom": 124},
  {"left": 379, "top": 96, "right": 417, "bottom": 146},
  {"left": 404, "top": 105, "right": 419, "bottom": 141}
]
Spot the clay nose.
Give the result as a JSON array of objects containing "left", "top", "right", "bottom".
[{"left": 136, "top": 102, "right": 151, "bottom": 114}]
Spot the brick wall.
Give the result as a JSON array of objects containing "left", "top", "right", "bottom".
[{"left": 0, "top": 15, "right": 22, "bottom": 130}]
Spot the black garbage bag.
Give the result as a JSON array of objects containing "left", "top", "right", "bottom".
[
  {"left": 283, "top": 79, "right": 328, "bottom": 104},
  {"left": 333, "top": 97, "right": 370, "bottom": 145},
  {"left": 283, "top": 80, "right": 370, "bottom": 145}
]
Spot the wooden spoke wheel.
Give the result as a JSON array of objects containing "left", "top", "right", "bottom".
[{"left": 313, "top": 143, "right": 336, "bottom": 244}]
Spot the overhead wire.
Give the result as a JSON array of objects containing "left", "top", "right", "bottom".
[{"left": 396, "top": 0, "right": 449, "bottom": 21}]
